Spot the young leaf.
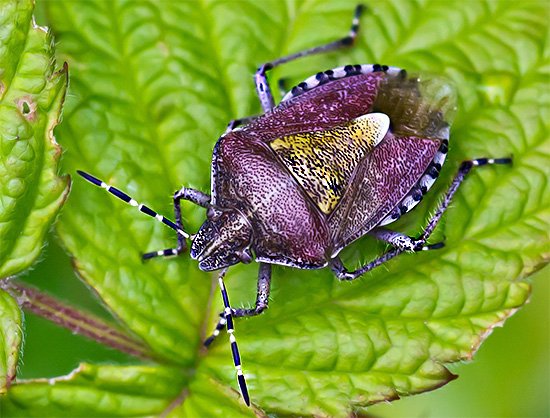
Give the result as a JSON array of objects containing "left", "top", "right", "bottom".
[
  {"left": 0, "top": 364, "right": 188, "bottom": 417},
  {"left": 0, "top": 290, "right": 21, "bottom": 394},
  {"left": 0, "top": 0, "right": 68, "bottom": 395},
  {"left": 3, "top": 0, "right": 548, "bottom": 416},
  {"left": 0, "top": 0, "right": 69, "bottom": 278}
]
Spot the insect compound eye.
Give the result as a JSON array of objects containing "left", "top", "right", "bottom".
[{"left": 192, "top": 209, "right": 254, "bottom": 271}]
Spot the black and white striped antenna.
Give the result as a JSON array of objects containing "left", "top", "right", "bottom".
[
  {"left": 77, "top": 170, "right": 189, "bottom": 239},
  {"left": 78, "top": 171, "right": 250, "bottom": 405}
]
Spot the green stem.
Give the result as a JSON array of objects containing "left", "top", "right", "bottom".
[{"left": 0, "top": 279, "right": 153, "bottom": 360}]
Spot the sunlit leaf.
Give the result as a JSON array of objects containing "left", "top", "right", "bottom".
[
  {"left": 1, "top": 364, "right": 187, "bottom": 417},
  {"left": 3, "top": 0, "right": 548, "bottom": 416},
  {"left": 0, "top": 290, "right": 21, "bottom": 394},
  {"left": 0, "top": 0, "right": 69, "bottom": 278},
  {"left": 0, "top": 0, "right": 68, "bottom": 395}
]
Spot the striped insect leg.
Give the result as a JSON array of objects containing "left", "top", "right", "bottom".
[
  {"left": 330, "top": 157, "right": 512, "bottom": 281},
  {"left": 418, "top": 157, "right": 512, "bottom": 240},
  {"left": 369, "top": 228, "right": 445, "bottom": 252},
  {"left": 142, "top": 187, "right": 210, "bottom": 260},
  {"left": 254, "top": 4, "right": 365, "bottom": 112}
]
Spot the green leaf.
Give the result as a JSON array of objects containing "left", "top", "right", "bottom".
[
  {"left": 0, "top": 0, "right": 68, "bottom": 396},
  {"left": 4, "top": 0, "right": 548, "bottom": 416},
  {"left": 0, "top": 0, "right": 69, "bottom": 278},
  {"left": 0, "top": 363, "right": 188, "bottom": 417},
  {"left": 0, "top": 290, "right": 21, "bottom": 394}
]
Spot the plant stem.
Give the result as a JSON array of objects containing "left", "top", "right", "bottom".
[{"left": 0, "top": 279, "right": 153, "bottom": 360}]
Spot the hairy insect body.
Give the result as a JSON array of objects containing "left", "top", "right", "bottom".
[
  {"left": 78, "top": 5, "right": 511, "bottom": 407},
  {"left": 204, "top": 67, "right": 450, "bottom": 269},
  {"left": 211, "top": 130, "right": 331, "bottom": 269}
]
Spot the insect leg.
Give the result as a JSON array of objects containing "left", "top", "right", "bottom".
[
  {"left": 277, "top": 78, "right": 289, "bottom": 97},
  {"left": 330, "top": 157, "right": 512, "bottom": 281},
  {"left": 217, "top": 268, "right": 251, "bottom": 406},
  {"left": 142, "top": 188, "right": 210, "bottom": 260},
  {"left": 418, "top": 157, "right": 512, "bottom": 242},
  {"left": 225, "top": 116, "right": 258, "bottom": 133},
  {"left": 204, "top": 263, "right": 271, "bottom": 347},
  {"left": 369, "top": 228, "right": 445, "bottom": 252},
  {"left": 255, "top": 4, "right": 364, "bottom": 112},
  {"left": 330, "top": 251, "right": 401, "bottom": 281}
]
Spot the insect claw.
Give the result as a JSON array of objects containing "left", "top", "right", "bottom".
[
  {"left": 423, "top": 242, "right": 445, "bottom": 251},
  {"left": 203, "top": 335, "right": 215, "bottom": 347},
  {"left": 238, "top": 374, "right": 251, "bottom": 406},
  {"left": 76, "top": 3, "right": 516, "bottom": 407},
  {"left": 493, "top": 157, "right": 513, "bottom": 165},
  {"left": 141, "top": 252, "right": 157, "bottom": 261}
]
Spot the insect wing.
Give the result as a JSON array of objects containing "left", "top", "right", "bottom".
[
  {"left": 374, "top": 73, "right": 456, "bottom": 138},
  {"left": 329, "top": 74, "right": 456, "bottom": 253},
  {"left": 245, "top": 72, "right": 387, "bottom": 138},
  {"left": 269, "top": 113, "right": 390, "bottom": 215},
  {"left": 329, "top": 133, "right": 441, "bottom": 255}
]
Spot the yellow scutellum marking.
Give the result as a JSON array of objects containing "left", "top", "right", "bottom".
[{"left": 270, "top": 113, "right": 390, "bottom": 214}]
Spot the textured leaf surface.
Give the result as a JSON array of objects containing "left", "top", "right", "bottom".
[
  {"left": 0, "top": 0, "right": 69, "bottom": 278},
  {"left": 1, "top": 364, "right": 188, "bottom": 417},
  {"left": 0, "top": 0, "right": 68, "bottom": 397},
  {"left": 4, "top": 0, "right": 548, "bottom": 416},
  {"left": 0, "top": 290, "right": 21, "bottom": 394}
]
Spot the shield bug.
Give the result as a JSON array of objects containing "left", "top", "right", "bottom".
[{"left": 77, "top": 4, "right": 512, "bottom": 406}]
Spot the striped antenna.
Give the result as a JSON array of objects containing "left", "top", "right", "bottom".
[
  {"left": 347, "top": 3, "right": 365, "bottom": 41},
  {"left": 77, "top": 170, "right": 189, "bottom": 239},
  {"left": 217, "top": 268, "right": 250, "bottom": 406}
]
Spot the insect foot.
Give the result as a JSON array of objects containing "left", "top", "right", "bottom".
[{"left": 77, "top": 2, "right": 514, "bottom": 408}]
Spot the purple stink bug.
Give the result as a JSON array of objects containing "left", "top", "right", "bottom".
[{"left": 78, "top": 4, "right": 512, "bottom": 406}]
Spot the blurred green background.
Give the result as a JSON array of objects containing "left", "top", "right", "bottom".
[{"left": 19, "top": 233, "right": 549, "bottom": 417}]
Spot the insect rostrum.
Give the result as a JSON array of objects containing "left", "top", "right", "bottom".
[{"left": 78, "top": 4, "right": 511, "bottom": 407}]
